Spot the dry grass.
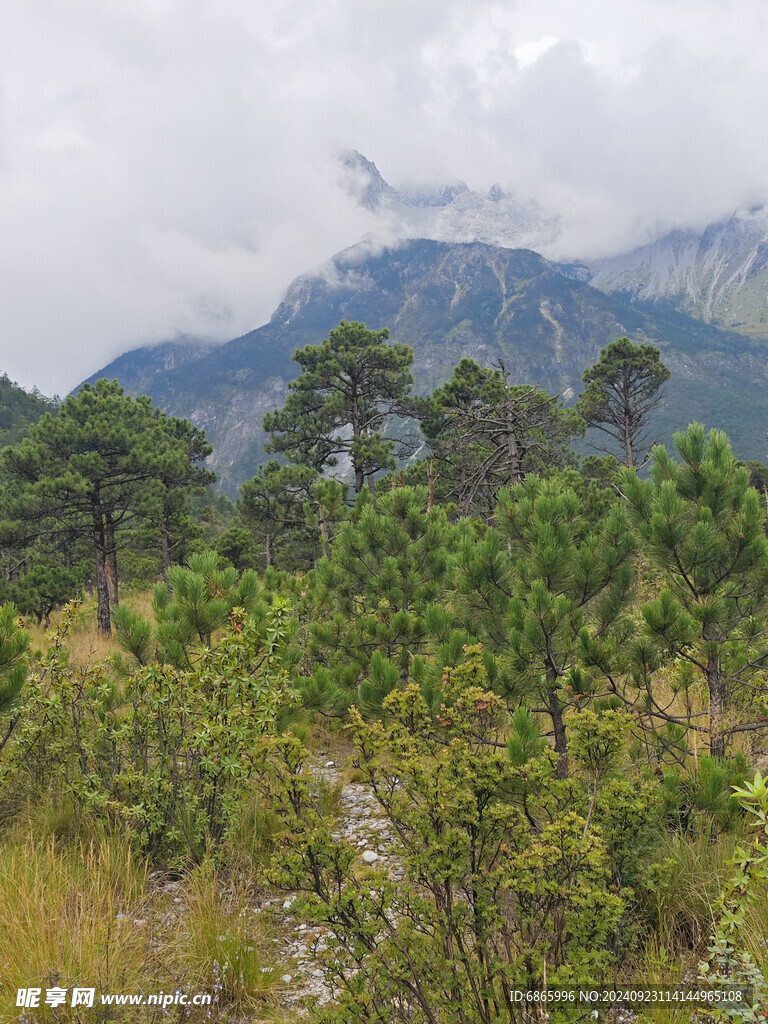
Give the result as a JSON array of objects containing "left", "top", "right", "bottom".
[
  {"left": 23, "top": 590, "right": 159, "bottom": 670},
  {"left": 0, "top": 825, "right": 150, "bottom": 1021},
  {"left": 0, "top": 799, "right": 291, "bottom": 1023},
  {"left": 173, "top": 862, "right": 284, "bottom": 1011},
  {"left": 642, "top": 829, "right": 739, "bottom": 956}
]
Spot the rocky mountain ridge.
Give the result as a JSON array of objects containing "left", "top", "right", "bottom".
[
  {"left": 83, "top": 239, "right": 768, "bottom": 494},
  {"left": 339, "top": 150, "right": 562, "bottom": 254},
  {"left": 341, "top": 153, "right": 768, "bottom": 340},
  {"left": 586, "top": 206, "right": 768, "bottom": 338}
]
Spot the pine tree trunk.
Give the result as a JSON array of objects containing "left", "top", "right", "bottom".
[
  {"left": 707, "top": 658, "right": 727, "bottom": 758},
  {"left": 265, "top": 532, "right": 272, "bottom": 568},
  {"left": 505, "top": 393, "right": 522, "bottom": 484},
  {"left": 427, "top": 459, "right": 436, "bottom": 512},
  {"left": 459, "top": 464, "right": 468, "bottom": 510},
  {"left": 160, "top": 504, "right": 173, "bottom": 593},
  {"left": 91, "top": 497, "right": 111, "bottom": 635},
  {"left": 548, "top": 679, "right": 569, "bottom": 778},
  {"left": 105, "top": 510, "right": 119, "bottom": 607},
  {"left": 624, "top": 410, "right": 634, "bottom": 468},
  {"left": 319, "top": 518, "right": 330, "bottom": 560},
  {"left": 352, "top": 395, "right": 364, "bottom": 494}
]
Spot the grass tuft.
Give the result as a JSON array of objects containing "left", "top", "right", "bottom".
[
  {"left": 0, "top": 827, "right": 149, "bottom": 1020},
  {"left": 173, "top": 860, "right": 283, "bottom": 1009}
]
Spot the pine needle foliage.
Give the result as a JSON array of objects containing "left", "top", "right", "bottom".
[
  {"left": 0, "top": 604, "right": 30, "bottom": 754},
  {"left": 621, "top": 424, "right": 768, "bottom": 758},
  {"left": 114, "top": 551, "right": 263, "bottom": 667},
  {"left": 454, "top": 476, "right": 636, "bottom": 775},
  {"left": 306, "top": 486, "right": 454, "bottom": 715}
]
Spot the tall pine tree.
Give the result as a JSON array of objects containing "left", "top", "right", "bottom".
[
  {"left": 621, "top": 424, "right": 768, "bottom": 758},
  {"left": 264, "top": 321, "right": 414, "bottom": 493},
  {"left": 0, "top": 381, "right": 214, "bottom": 633},
  {"left": 419, "top": 358, "right": 583, "bottom": 514},
  {"left": 579, "top": 337, "right": 670, "bottom": 468}
]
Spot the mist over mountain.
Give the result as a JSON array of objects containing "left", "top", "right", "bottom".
[
  {"left": 339, "top": 150, "right": 562, "bottom": 254},
  {"left": 338, "top": 153, "right": 768, "bottom": 344}
]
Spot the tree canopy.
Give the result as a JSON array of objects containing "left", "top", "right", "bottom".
[
  {"left": 0, "top": 380, "right": 214, "bottom": 633},
  {"left": 263, "top": 320, "right": 414, "bottom": 493},
  {"left": 579, "top": 337, "right": 670, "bottom": 468},
  {"left": 419, "top": 358, "right": 584, "bottom": 513}
]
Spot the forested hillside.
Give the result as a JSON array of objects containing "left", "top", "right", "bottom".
[
  {"left": 0, "top": 373, "right": 57, "bottom": 447},
  {"left": 3, "top": 331, "right": 768, "bottom": 1022}
]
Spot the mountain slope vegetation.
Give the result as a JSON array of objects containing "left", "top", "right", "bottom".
[{"left": 0, "top": 374, "right": 57, "bottom": 447}]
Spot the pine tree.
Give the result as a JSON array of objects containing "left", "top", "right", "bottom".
[
  {"left": 0, "top": 381, "right": 214, "bottom": 633},
  {"left": 579, "top": 337, "right": 670, "bottom": 468},
  {"left": 303, "top": 477, "right": 348, "bottom": 560},
  {"left": 454, "top": 476, "right": 635, "bottom": 775},
  {"left": 307, "top": 486, "right": 453, "bottom": 714},
  {"left": 8, "top": 564, "right": 79, "bottom": 626},
  {"left": 621, "top": 424, "right": 768, "bottom": 758},
  {"left": 419, "top": 358, "right": 583, "bottom": 513},
  {"left": 113, "top": 550, "right": 264, "bottom": 667},
  {"left": 263, "top": 321, "right": 414, "bottom": 493},
  {"left": 142, "top": 417, "right": 215, "bottom": 583},
  {"left": 238, "top": 460, "right": 317, "bottom": 570},
  {"left": 214, "top": 523, "right": 260, "bottom": 571},
  {"left": 0, "top": 603, "right": 30, "bottom": 752}
]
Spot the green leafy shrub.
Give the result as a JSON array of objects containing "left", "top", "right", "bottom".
[
  {"left": 260, "top": 649, "right": 626, "bottom": 1022},
  {"left": 1, "top": 601, "right": 297, "bottom": 864}
]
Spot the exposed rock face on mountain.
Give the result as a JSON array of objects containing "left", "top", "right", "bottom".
[
  {"left": 587, "top": 206, "right": 768, "bottom": 338},
  {"left": 341, "top": 153, "right": 768, "bottom": 344},
  {"left": 83, "top": 239, "right": 768, "bottom": 494}
]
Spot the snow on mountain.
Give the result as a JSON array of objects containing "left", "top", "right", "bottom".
[{"left": 339, "top": 152, "right": 768, "bottom": 341}]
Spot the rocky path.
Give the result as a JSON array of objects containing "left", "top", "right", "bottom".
[{"left": 275, "top": 755, "right": 399, "bottom": 1013}]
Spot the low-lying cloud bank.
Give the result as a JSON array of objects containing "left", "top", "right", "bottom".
[{"left": 3, "top": 0, "right": 767, "bottom": 393}]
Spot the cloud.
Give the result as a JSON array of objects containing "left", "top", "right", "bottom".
[{"left": 2, "top": 0, "right": 768, "bottom": 392}]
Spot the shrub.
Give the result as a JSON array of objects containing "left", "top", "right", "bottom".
[
  {"left": 259, "top": 649, "right": 626, "bottom": 1023},
  {"left": 1, "top": 601, "right": 297, "bottom": 865}
]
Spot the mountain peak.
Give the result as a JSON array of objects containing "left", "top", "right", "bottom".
[
  {"left": 338, "top": 149, "right": 395, "bottom": 211},
  {"left": 336, "top": 150, "right": 560, "bottom": 253}
]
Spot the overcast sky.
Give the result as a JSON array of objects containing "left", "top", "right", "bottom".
[{"left": 3, "top": 0, "right": 768, "bottom": 394}]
